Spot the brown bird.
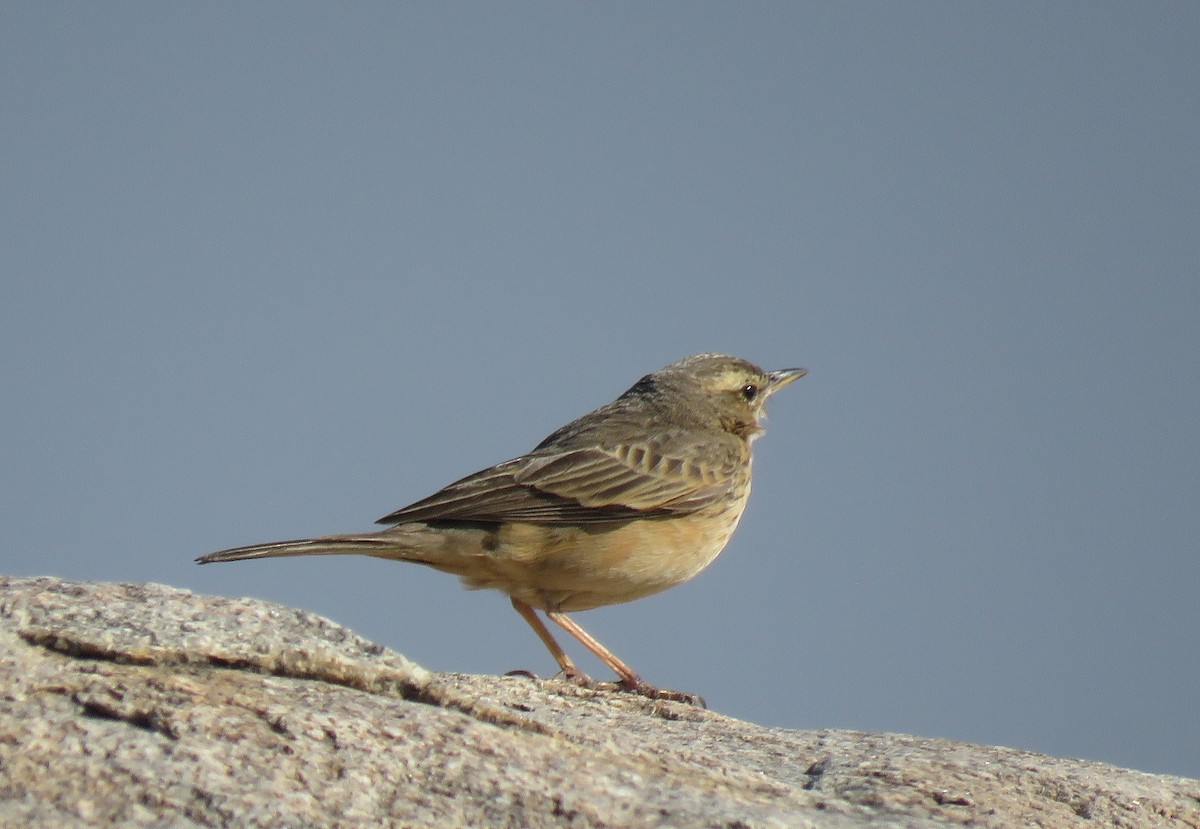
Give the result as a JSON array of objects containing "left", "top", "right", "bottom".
[{"left": 197, "top": 353, "right": 805, "bottom": 704}]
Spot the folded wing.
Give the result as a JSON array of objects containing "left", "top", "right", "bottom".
[{"left": 376, "top": 437, "right": 740, "bottom": 526}]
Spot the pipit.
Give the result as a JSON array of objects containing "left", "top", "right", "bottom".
[{"left": 198, "top": 353, "right": 805, "bottom": 704}]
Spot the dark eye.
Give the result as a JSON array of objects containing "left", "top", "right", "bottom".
[{"left": 740, "top": 383, "right": 760, "bottom": 402}]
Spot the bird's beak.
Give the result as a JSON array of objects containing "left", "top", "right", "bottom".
[{"left": 766, "top": 367, "right": 807, "bottom": 395}]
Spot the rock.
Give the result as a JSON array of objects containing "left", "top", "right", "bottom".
[{"left": 1, "top": 575, "right": 1196, "bottom": 828}]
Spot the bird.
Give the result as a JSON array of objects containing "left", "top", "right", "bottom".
[{"left": 197, "top": 353, "right": 806, "bottom": 705}]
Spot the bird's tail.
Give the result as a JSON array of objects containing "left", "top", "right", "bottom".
[{"left": 196, "top": 534, "right": 400, "bottom": 565}]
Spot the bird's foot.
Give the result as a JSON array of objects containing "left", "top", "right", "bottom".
[
  {"left": 562, "top": 668, "right": 706, "bottom": 708},
  {"left": 615, "top": 678, "right": 707, "bottom": 708},
  {"left": 507, "top": 667, "right": 705, "bottom": 707}
]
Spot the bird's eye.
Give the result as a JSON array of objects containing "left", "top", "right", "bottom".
[{"left": 740, "top": 384, "right": 760, "bottom": 402}]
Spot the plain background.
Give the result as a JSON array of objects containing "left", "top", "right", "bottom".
[{"left": 3, "top": 4, "right": 1197, "bottom": 778}]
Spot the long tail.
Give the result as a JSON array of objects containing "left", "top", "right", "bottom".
[{"left": 196, "top": 534, "right": 400, "bottom": 564}]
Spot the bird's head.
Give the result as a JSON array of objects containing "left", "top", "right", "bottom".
[{"left": 638, "top": 353, "right": 806, "bottom": 441}]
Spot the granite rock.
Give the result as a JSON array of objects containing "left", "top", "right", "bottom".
[{"left": 1, "top": 576, "right": 1196, "bottom": 828}]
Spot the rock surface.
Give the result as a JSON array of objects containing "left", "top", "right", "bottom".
[{"left": 1, "top": 575, "right": 1196, "bottom": 828}]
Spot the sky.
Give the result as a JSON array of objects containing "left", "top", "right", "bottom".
[{"left": 2, "top": 3, "right": 1197, "bottom": 779}]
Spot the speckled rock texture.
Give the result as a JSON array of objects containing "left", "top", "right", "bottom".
[{"left": 1, "top": 576, "right": 1196, "bottom": 828}]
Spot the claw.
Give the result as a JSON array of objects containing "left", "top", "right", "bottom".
[
  {"left": 617, "top": 678, "right": 707, "bottom": 708},
  {"left": 503, "top": 669, "right": 540, "bottom": 680}
]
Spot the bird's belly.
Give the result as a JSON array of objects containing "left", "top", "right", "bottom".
[{"left": 459, "top": 507, "right": 747, "bottom": 612}]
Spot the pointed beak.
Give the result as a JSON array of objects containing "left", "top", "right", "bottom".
[{"left": 766, "top": 367, "right": 807, "bottom": 395}]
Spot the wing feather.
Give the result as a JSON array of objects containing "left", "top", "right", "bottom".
[
  {"left": 376, "top": 433, "right": 742, "bottom": 527},
  {"left": 516, "top": 442, "right": 738, "bottom": 511}
]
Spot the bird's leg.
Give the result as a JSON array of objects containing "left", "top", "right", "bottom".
[
  {"left": 510, "top": 598, "right": 705, "bottom": 707},
  {"left": 543, "top": 609, "right": 640, "bottom": 686},
  {"left": 509, "top": 597, "right": 593, "bottom": 684},
  {"left": 545, "top": 609, "right": 706, "bottom": 708}
]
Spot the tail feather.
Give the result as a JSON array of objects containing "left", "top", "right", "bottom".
[{"left": 196, "top": 535, "right": 397, "bottom": 564}]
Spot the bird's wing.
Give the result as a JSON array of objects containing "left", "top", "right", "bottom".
[
  {"left": 515, "top": 441, "right": 738, "bottom": 512},
  {"left": 376, "top": 438, "right": 740, "bottom": 526}
]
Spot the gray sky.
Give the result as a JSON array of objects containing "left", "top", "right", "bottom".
[{"left": 3, "top": 4, "right": 1197, "bottom": 778}]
